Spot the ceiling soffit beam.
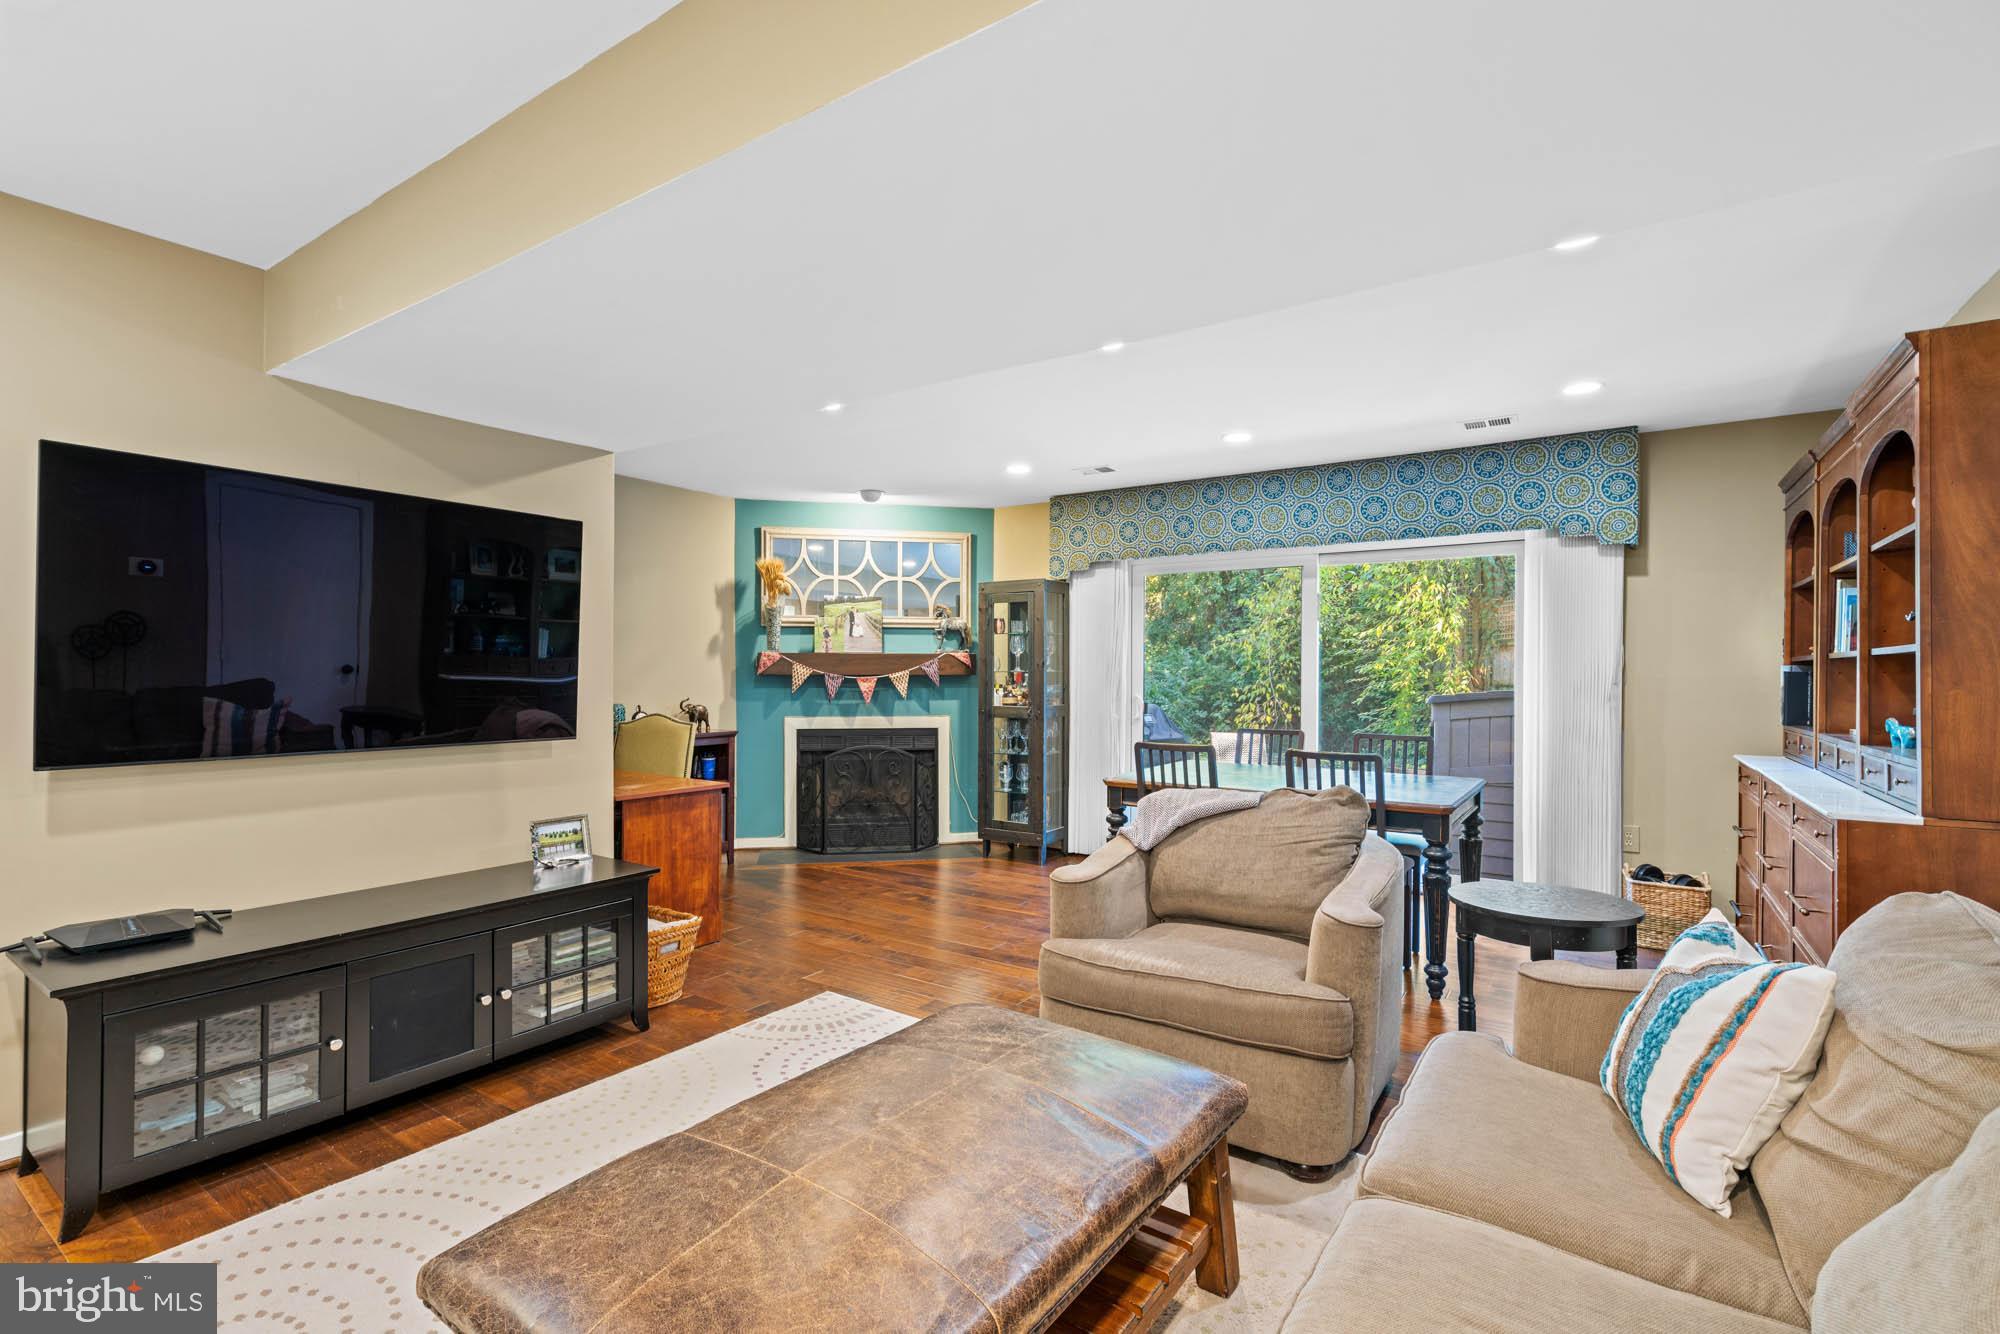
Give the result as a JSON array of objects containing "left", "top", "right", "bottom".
[{"left": 262, "top": 0, "right": 1034, "bottom": 370}]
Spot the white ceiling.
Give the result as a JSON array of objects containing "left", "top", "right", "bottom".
[
  {"left": 20, "top": 0, "right": 2000, "bottom": 500},
  {"left": 0, "top": 0, "right": 677, "bottom": 266}
]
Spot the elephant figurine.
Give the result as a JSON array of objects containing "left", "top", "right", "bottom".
[{"left": 678, "top": 698, "right": 712, "bottom": 733}]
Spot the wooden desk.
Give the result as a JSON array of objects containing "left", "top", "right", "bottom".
[
  {"left": 690, "top": 729, "right": 738, "bottom": 865},
  {"left": 1105, "top": 764, "right": 1484, "bottom": 1003},
  {"left": 613, "top": 771, "right": 728, "bottom": 945}
]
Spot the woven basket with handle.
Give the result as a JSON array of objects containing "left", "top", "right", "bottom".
[
  {"left": 645, "top": 911, "right": 702, "bottom": 1007},
  {"left": 1623, "top": 865, "right": 1714, "bottom": 950}
]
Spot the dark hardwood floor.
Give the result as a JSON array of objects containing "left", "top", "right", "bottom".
[{"left": 0, "top": 849, "right": 1631, "bottom": 1263}]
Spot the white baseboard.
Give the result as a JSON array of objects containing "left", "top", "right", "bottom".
[
  {"left": 737, "top": 830, "right": 978, "bottom": 850},
  {"left": 0, "top": 1130, "right": 24, "bottom": 1166}
]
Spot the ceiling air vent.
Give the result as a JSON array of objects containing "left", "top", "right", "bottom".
[
  {"left": 1073, "top": 465, "right": 1117, "bottom": 476},
  {"left": 1462, "top": 415, "right": 1515, "bottom": 431}
]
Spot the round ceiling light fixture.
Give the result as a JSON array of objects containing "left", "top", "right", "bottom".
[
  {"left": 859, "top": 489, "right": 884, "bottom": 503},
  {"left": 1005, "top": 462, "right": 1032, "bottom": 476},
  {"left": 1560, "top": 380, "right": 1604, "bottom": 397}
]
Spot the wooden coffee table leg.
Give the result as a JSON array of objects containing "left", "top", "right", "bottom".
[{"left": 1186, "top": 1139, "right": 1240, "bottom": 1297}]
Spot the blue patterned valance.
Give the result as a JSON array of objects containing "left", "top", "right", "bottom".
[{"left": 1047, "top": 427, "right": 1639, "bottom": 576}]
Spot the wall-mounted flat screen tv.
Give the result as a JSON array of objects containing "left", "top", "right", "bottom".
[{"left": 35, "top": 440, "right": 583, "bottom": 769}]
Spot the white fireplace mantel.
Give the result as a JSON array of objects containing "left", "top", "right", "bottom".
[{"left": 737, "top": 713, "right": 974, "bottom": 849}]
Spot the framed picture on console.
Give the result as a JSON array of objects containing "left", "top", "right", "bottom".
[{"left": 529, "top": 814, "right": 591, "bottom": 868}]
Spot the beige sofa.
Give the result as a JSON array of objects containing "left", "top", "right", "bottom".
[
  {"left": 1038, "top": 789, "right": 1406, "bottom": 1174},
  {"left": 1292, "top": 890, "right": 2000, "bottom": 1331}
]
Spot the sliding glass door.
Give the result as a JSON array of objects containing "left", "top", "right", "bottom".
[
  {"left": 1141, "top": 566, "right": 1301, "bottom": 747},
  {"left": 1317, "top": 552, "right": 1515, "bottom": 749}
]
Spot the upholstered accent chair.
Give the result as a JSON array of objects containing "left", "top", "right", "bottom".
[
  {"left": 1038, "top": 788, "right": 1407, "bottom": 1176},
  {"left": 614, "top": 712, "right": 695, "bottom": 777},
  {"left": 1289, "top": 890, "right": 2000, "bottom": 1331}
]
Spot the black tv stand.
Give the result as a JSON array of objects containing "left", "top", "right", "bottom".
[{"left": 10, "top": 856, "right": 656, "bottom": 1240}]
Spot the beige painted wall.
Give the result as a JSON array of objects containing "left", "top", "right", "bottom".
[
  {"left": 1948, "top": 268, "right": 2000, "bottom": 325},
  {"left": 0, "top": 193, "right": 615, "bottom": 1142},
  {"left": 993, "top": 501, "right": 1052, "bottom": 581},
  {"left": 614, "top": 477, "right": 737, "bottom": 726},
  {"left": 1622, "top": 414, "right": 1834, "bottom": 899}
]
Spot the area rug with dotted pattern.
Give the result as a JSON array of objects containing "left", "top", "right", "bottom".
[{"left": 153, "top": 992, "right": 1355, "bottom": 1331}]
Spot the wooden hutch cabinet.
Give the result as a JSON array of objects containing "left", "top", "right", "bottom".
[{"left": 1741, "top": 318, "right": 2000, "bottom": 962}]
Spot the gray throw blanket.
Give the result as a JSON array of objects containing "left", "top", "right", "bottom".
[{"left": 1122, "top": 786, "right": 1267, "bottom": 851}]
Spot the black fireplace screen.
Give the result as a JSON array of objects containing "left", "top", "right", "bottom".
[{"left": 796, "top": 728, "right": 939, "bottom": 854}]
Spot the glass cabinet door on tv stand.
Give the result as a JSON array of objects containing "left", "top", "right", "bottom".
[{"left": 977, "top": 579, "right": 1068, "bottom": 862}]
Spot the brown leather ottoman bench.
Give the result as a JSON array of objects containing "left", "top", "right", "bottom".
[{"left": 417, "top": 1004, "right": 1247, "bottom": 1332}]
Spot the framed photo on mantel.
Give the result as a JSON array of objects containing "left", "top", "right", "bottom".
[
  {"left": 529, "top": 814, "right": 591, "bottom": 869},
  {"left": 817, "top": 598, "right": 884, "bottom": 653}
]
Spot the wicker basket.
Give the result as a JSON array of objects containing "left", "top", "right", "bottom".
[
  {"left": 645, "top": 911, "right": 702, "bottom": 1007},
  {"left": 1623, "top": 865, "right": 1714, "bottom": 950}
]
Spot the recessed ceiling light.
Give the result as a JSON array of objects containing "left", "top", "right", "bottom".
[
  {"left": 1222, "top": 430, "right": 1254, "bottom": 446},
  {"left": 1098, "top": 340, "right": 1126, "bottom": 354},
  {"left": 820, "top": 401, "right": 844, "bottom": 414},
  {"left": 1561, "top": 380, "right": 1604, "bottom": 397},
  {"left": 1006, "top": 462, "right": 1032, "bottom": 476},
  {"left": 1550, "top": 234, "right": 1600, "bottom": 253}
]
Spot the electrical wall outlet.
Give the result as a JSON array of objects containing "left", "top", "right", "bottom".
[{"left": 1623, "top": 825, "right": 1642, "bottom": 854}]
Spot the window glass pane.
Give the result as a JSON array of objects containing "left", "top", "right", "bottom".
[
  {"left": 550, "top": 928, "right": 584, "bottom": 974},
  {"left": 134, "top": 1085, "right": 196, "bottom": 1157},
  {"left": 932, "top": 541, "right": 962, "bottom": 579},
  {"left": 771, "top": 536, "right": 802, "bottom": 564},
  {"left": 835, "top": 540, "right": 866, "bottom": 576},
  {"left": 1142, "top": 567, "right": 1302, "bottom": 748},
  {"left": 202, "top": 1068, "right": 263, "bottom": 1134},
  {"left": 203, "top": 1008, "right": 261, "bottom": 1071},
  {"left": 511, "top": 936, "right": 546, "bottom": 987},
  {"left": 586, "top": 922, "right": 617, "bottom": 964},
  {"left": 134, "top": 1021, "right": 196, "bottom": 1092},
  {"left": 869, "top": 541, "right": 899, "bottom": 577},
  {"left": 585, "top": 964, "right": 619, "bottom": 1009},
  {"left": 1317, "top": 554, "right": 1515, "bottom": 748},
  {"left": 511, "top": 983, "right": 548, "bottom": 1035},
  {"left": 266, "top": 1051, "right": 319, "bottom": 1116},
  {"left": 267, "top": 994, "right": 319, "bottom": 1055}
]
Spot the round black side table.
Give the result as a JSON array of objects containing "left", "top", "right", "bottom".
[{"left": 1448, "top": 880, "right": 1646, "bottom": 1032}]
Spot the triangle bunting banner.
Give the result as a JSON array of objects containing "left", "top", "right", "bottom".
[
  {"left": 857, "top": 676, "right": 878, "bottom": 704},
  {"left": 823, "top": 672, "right": 845, "bottom": 699},
  {"left": 889, "top": 670, "right": 911, "bottom": 698},
  {"left": 789, "top": 661, "right": 813, "bottom": 693},
  {"left": 922, "top": 658, "right": 941, "bottom": 686}
]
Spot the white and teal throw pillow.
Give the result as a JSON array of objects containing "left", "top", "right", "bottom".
[{"left": 1600, "top": 909, "right": 1836, "bottom": 1215}]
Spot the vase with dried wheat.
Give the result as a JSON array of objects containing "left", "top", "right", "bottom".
[{"left": 754, "top": 556, "right": 795, "bottom": 652}]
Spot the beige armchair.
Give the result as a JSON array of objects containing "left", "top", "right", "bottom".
[{"left": 1038, "top": 789, "right": 1407, "bottom": 1176}]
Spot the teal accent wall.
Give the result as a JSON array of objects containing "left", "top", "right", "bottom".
[
  {"left": 1049, "top": 427, "right": 1641, "bottom": 575},
  {"left": 734, "top": 499, "right": 994, "bottom": 840}
]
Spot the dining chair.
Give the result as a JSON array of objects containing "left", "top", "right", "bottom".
[
  {"left": 1235, "top": 726, "right": 1305, "bottom": 767},
  {"left": 1350, "top": 731, "right": 1433, "bottom": 776},
  {"left": 1350, "top": 732, "right": 1433, "bottom": 970},
  {"left": 1133, "top": 741, "right": 1219, "bottom": 796},
  {"left": 1284, "top": 749, "right": 1417, "bottom": 968},
  {"left": 614, "top": 712, "right": 696, "bottom": 778}
]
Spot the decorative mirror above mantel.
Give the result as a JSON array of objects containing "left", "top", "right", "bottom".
[{"left": 759, "top": 526, "right": 971, "bottom": 627}]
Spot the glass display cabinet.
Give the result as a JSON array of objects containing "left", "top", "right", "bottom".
[{"left": 977, "top": 579, "right": 1068, "bottom": 862}]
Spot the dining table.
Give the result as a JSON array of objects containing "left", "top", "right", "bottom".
[{"left": 1102, "top": 763, "right": 1485, "bottom": 1003}]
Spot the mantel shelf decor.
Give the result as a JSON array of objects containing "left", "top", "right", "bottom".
[{"left": 755, "top": 650, "right": 974, "bottom": 702}]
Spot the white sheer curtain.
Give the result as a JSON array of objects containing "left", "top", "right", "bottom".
[
  {"left": 1065, "top": 561, "right": 1138, "bottom": 855},
  {"left": 1515, "top": 531, "right": 1627, "bottom": 893}
]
